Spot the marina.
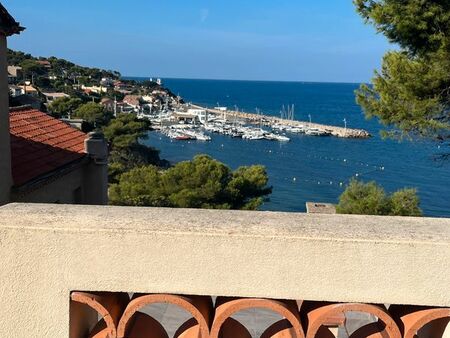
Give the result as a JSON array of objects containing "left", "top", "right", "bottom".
[
  {"left": 144, "top": 102, "right": 371, "bottom": 142},
  {"left": 191, "top": 104, "right": 371, "bottom": 139}
]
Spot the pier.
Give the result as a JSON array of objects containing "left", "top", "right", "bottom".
[{"left": 192, "top": 104, "right": 371, "bottom": 139}]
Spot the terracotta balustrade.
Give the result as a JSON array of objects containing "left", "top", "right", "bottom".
[
  {"left": 0, "top": 204, "right": 449, "bottom": 337},
  {"left": 71, "top": 292, "right": 450, "bottom": 338}
]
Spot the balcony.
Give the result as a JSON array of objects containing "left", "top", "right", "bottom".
[{"left": 0, "top": 203, "right": 449, "bottom": 337}]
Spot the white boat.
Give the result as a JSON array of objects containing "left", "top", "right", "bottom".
[
  {"left": 184, "top": 130, "right": 212, "bottom": 141},
  {"left": 286, "top": 126, "right": 305, "bottom": 134},
  {"left": 305, "top": 128, "right": 330, "bottom": 136},
  {"left": 242, "top": 130, "right": 265, "bottom": 140},
  {"left": 265, "top": 133, "right": 290, "bottom": 142},
  {"left": 274, "top": 135, "right": 290, "bottom": 142},
  {"left": 166, "top": 130, "right": 193, "bottom": 140},
  {"left": 194, "top": 133, "right": 211, "bottom": 141}
]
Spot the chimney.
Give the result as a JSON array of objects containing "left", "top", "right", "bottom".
[
  {"left": 84, "top": 131, "right": 108, "bottom": 163},
  {"left": 83, "top": 131, "right": 109, "bottom": 205}
]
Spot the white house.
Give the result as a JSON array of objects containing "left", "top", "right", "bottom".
[
  {"left": 81, "top": 85, "right": 107, "bottom": 94},
  {"left": 42, "top": 92, "right": 69, "bottom": 103},
  {"left": 8, "top": 85, "right": 21, "bottom": 97},
  {"left": 187, "top": 108, "right": 209, "bottom": 124}
]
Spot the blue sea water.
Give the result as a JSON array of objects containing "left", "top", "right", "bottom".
[{"left": 131, "top": 78, "right": 450, "bottom": 217}]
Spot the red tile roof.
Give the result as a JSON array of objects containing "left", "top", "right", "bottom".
[
  {"left": 10, "top": 107, "right": 87, "bottom": 186},
  {"left": 123, "top": 95, "right": 141, "bottom": 106}
]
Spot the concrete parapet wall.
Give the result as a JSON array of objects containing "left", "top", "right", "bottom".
[{"left": 0, "top": 203, "right": 449, "bottom": 337}]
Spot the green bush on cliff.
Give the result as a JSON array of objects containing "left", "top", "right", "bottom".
[
  {"left": 109, "top": 154, "right": 272, "bottom": 210},
  {"left": 336, "top": 179, "right": 422, "bottom": 216}
]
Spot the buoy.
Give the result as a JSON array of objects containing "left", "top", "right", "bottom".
[
  {"left": 355, "top": 173, "right": 359, "bottom": 177},
  {"left": 293, "top": 177, "right": 297, "bottom": 182}
]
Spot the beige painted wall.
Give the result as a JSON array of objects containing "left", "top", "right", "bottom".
[
  {"left": 11, "top": 165, "right": 86, "bottom": 204},
  {"left": 82, "top": 160, "right": 108, "bottom": 205},
  {"left": 0, "top": 203, "right": 449, "bottom": 337},
  {"left": 11, "top": 159, "right": 108, "bottom": 205},
  {"left": 0, "top": 35, "right": 11, "bottom": 205}
]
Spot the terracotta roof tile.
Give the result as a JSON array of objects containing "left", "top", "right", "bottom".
[{"left": 10, "top": 107, "right": 87, "bottom": 186}]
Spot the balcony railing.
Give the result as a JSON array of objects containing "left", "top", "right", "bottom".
[{"left": 0, "top": 203, "right": 449, "bottom": 337}]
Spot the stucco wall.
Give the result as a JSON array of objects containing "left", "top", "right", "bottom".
[
  {"left": 0, "top": 203, "right": 449, "bottom": 337},
  {"left": 11, "top": 159, "right": 108, "bottom": 205},
  {"left": 11, "top": 164, "right": 87, "bottom": 204}
]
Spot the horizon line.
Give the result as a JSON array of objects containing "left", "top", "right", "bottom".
[{"left": 123, "top": 75, "right": 366, "bottom": 86}]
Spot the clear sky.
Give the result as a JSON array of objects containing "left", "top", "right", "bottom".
[{"left": 4, "top": 0, "right": 393, "bottom": 83}]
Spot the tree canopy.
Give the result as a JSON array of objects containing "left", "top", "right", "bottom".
[
  {"left": 103, "top": 113, "right": 150, "bottom": 149},
  {"left": 109, "top": 155, "right": 272, "bottom": 210},
  {"left": 47, "top": 96, "right": 83, "bottom": 118},
  {"left": 73, "top": 102, "right": 108, "bottom": 126},
  {"left": 336, "top": 179, "right": 422, "bottom": 216},
  {"left": 354, "top": 0, "right": 450, "bottom": 140},
  {"left": 102, "top": 113, "right": 163, "bottom": 183}
]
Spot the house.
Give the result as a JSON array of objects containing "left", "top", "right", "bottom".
[
  {"left": 123, "top": 94, "right": 141, "bottom": 111},
  {"left": 8, "top": 106, "right": 108, "bottom": 205},
  {"left": 187, "top": 108, "right": 209, "bottom": 124},
  {"left": 9, "top": 94, "right": 43, "bottom": 110},
  {"left": 114, "top": 81, "right": 128, "bottom": 90},
  {"left": 0, "top": 4, "right": 108, "bottom": 206},
  {"left": 42, "top": 91, "right": 69, "bottom": 103},
  {"left": 100, "top": 77, "right": 114, "bottom": 87},
  {"left": 81, "top": 84, "right": 107, "bottom": 94},
  {"left": 152, "top": 89, "right": 167, "bottom": 96},
  {"left": 8, "top": 84, "right": 21, "bottom": 97},
  {"left": 173, "top": 111, "right": 200, "bottom": 124},
  {"left": 36, "top": 60, "right": 51, "bottom": 68},
  {"left": 116, "top": 101, "right": 135, "bottom": 114},
  {"left": 101, "top": 97, "right": 116, "bottom": 112},
  {"left": 17, "top": 84, "right": 39, "bottom": 96},
  {"left": 142, "top": 95, "right": 155, "bottom": 103},
  {"left": 7, "top": 65, "right": 22, "bottom": 83}
]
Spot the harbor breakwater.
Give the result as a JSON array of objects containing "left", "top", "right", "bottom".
[{"left": 192, "top": 104, "right": 371, "bottom": 139}]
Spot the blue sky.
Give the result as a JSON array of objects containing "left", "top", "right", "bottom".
[{"left": 4, "top": 0, "right": 392, "bottom": 83}]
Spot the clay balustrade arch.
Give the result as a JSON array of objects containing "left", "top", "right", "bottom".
[
  {"left": 116, "top": 294, "right": 213, "bottom": 338},
  {"left": 71, "top": 292, "right": 130, "bottom": 338},
  {"left": 302, "top": 302, "right": 402, "bottom": 338},
  {"left": 210, "top": 297, "right": 305, "bottom": 338},
  {"left": 390, "top": 305, "right": 450, "bottom": 338}
]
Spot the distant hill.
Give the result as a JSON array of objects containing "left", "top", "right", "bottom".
[
  {"left": 7, "top": 49, "right": 178, "bottom": 102},
  {"left": 7, "top": 49, "right": 121, "bottom": 82}
]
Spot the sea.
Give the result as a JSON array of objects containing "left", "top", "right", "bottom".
[{"left": 128, "top": 77, "right": 450, "bottom": 217}]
